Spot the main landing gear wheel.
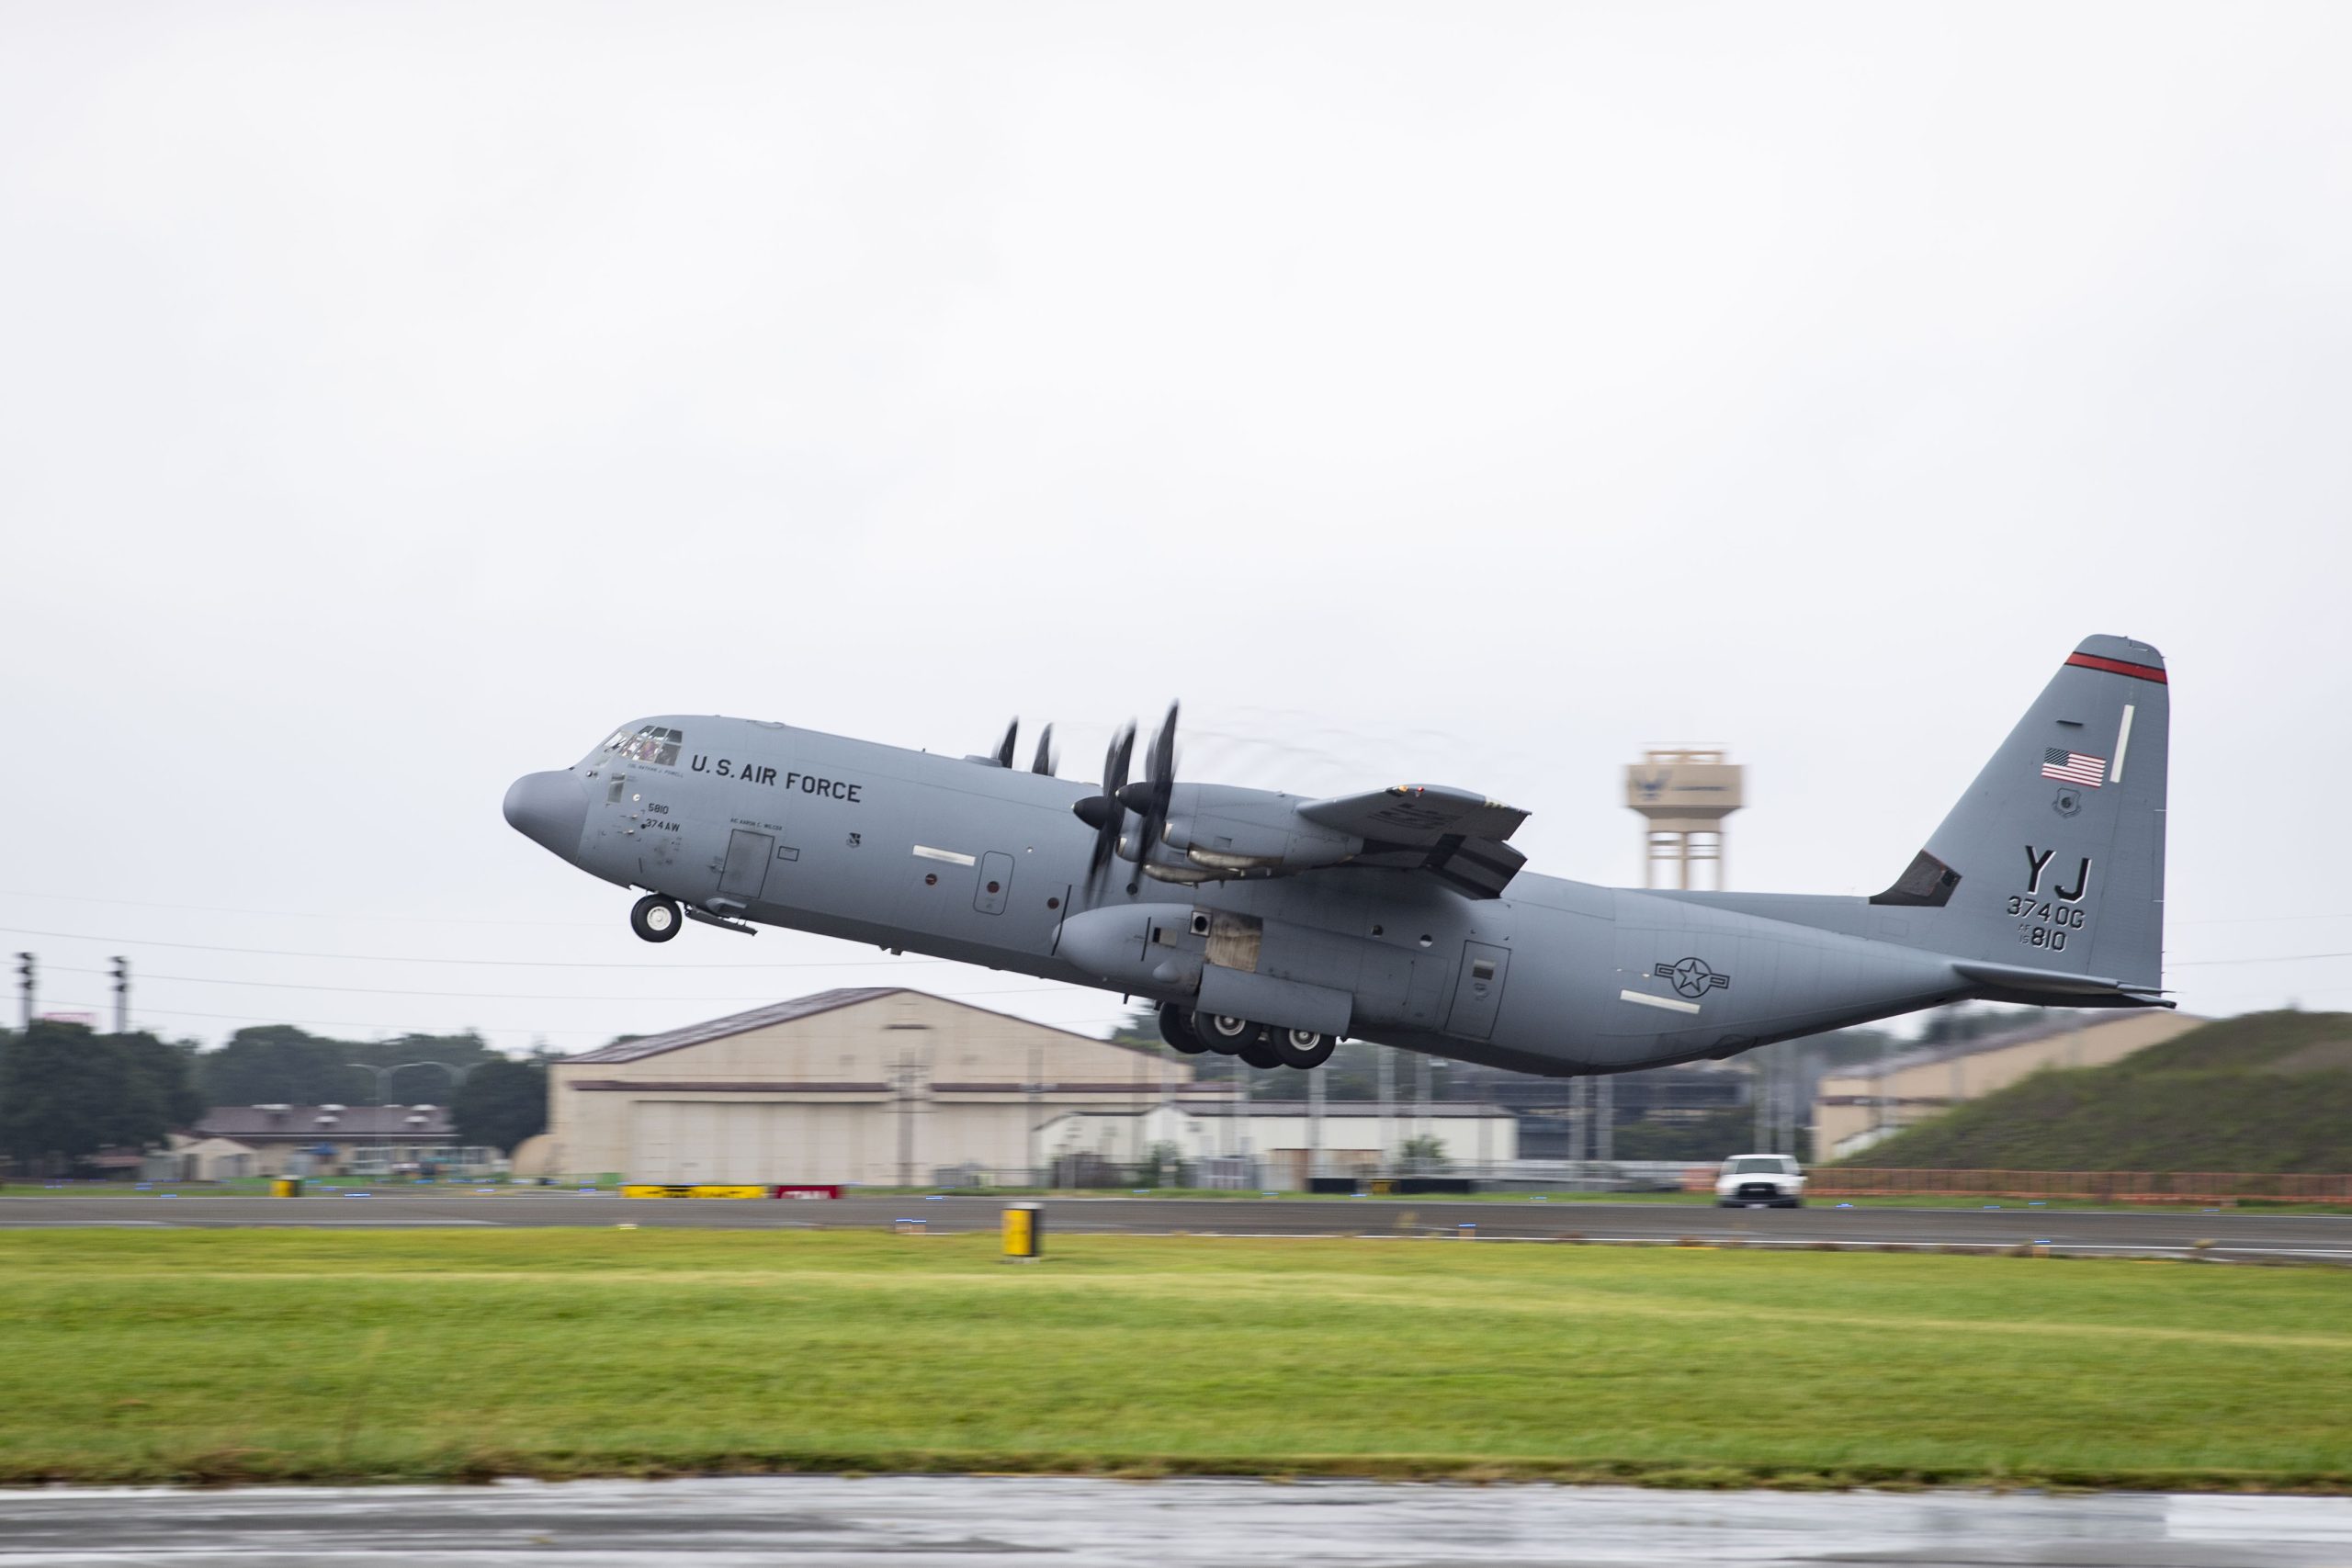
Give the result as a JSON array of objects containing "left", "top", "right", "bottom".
[
  {"left": 1238, "top": 1038, "right": 1283, "bottom": 1070},
  {"left": 1198, "top": 1011, "right": 1257, "bottom": 1054},
  {"left": 1158, "top": 1003, "right": 1207, "bottom": 1055},
  {"left": 1272, "top": 1029, "right": 1336, "bottom": 1070},
  {"left": 629, "top": 894, "right": 683, "bottom": 943}
]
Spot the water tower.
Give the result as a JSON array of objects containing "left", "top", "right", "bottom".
[{"left": 1625, "top": 748, "right": 1744, "bottom": 890}]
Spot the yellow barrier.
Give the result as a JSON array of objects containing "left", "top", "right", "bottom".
[
  {"left": 620, "top": 1184, "right": 768, "bottom": 1200},
  {"left": 1002, "top": 1201, "right": 1043, "bottom": 1260},
  {"left": 269, "top": 1177, "right": 302, "bottom": 1199}
]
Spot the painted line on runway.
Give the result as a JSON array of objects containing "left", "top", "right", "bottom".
[{"left": 1022, "top": 1228, "right": 2352, "bottom": 1263}]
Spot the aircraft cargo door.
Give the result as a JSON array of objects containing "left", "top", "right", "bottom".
[
  {"left": 1447, "top": 942, "right": 1510, "bottom": 1041},
  {"left": 718, "top": 829, "right": 775, "bottom": 904}
]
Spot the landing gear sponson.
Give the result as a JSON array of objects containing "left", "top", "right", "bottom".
[{"left": 1159, "top": 1002, "right": 1336, "bottom": 1070}]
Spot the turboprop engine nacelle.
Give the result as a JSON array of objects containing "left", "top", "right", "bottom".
[
  {"left": 1157, "top": 784, "right": 1363, "bottom": 876},
  {"left": 1055, "top": 904, "right": 1205, "bottom": 991}
]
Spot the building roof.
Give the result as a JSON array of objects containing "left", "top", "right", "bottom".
[
  {"left": 1861, "top": 1010, "right": 2202, "bottom": 1078},
  {"left": 194, "top": 1104, "right": 454, "bottom": 1142},
  {"left": 558, "top": 987, "right": 1156, "bottom": 1066}
]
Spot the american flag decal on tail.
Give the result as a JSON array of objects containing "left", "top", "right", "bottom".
[{"left": 2041, "top": 749, "right": 2106, "bottom": 787}]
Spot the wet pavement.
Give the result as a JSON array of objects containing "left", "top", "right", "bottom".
[
  {"left": 1, "top": 1477, "right": 2349, "bottom": 1565},
  {"left": 5, "top": 1192, "right": 2350, "bottom": 1263}
]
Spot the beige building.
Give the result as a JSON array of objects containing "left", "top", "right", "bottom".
[
  {"left": 1813, "top": 1010, "right": 2203, "bottom": 1159},
  {"left": 178, "top": 1104, "right": 480, "bottom": 1178},
  {"left": 546, "top": 988, "right": 1193, "bottom": 1184},
  {"left": 169, "top": 1134, "right": 265, "bottom": 1180},
  {"left": 1038, "top": 1100, "right": 1521, "bottom": 1188}
]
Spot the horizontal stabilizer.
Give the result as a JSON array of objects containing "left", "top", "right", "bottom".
[{"left": 1951, "top": 959, "right": 2173, "bottom": 1008}]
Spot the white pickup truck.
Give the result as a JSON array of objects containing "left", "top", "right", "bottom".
[{"left": 1715, "top": 1154, "right": 1806, "bottom": 1208}]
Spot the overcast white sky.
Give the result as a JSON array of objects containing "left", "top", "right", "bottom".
[{"left": 5, "top": 2, "right": 2347, "bottom": 1055}]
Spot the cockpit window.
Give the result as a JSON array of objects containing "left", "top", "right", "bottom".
[{"left": 603, "top": 725, "right": 684, "bottom": 766}]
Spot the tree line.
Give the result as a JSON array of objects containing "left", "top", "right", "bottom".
[{"left": 0, "top": 1021, "right": 549, "bottom": 1175}]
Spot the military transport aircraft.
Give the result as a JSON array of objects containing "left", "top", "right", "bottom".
[{"left": 503, "top": 636, "right": 2170, "bottom": 1076}]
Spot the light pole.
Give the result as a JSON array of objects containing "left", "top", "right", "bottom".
[
  {"left": 346, "top": 1060, "right": 472, "bottom": 1104},
  {"left": 1377, "top": 1047, "right": 1394, "bottom": 1178}
]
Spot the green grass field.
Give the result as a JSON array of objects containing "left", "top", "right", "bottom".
[{"left": 3, "top": 1230, "right": 2348, "bottom": 1491}]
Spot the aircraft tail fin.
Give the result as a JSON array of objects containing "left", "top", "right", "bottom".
[{"left": 1870, "top": 635, "right": 2169, "bottom": 998}]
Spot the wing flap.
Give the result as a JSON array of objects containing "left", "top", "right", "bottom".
[{"left": 1351, "top": 832, "right": 1528, "bottom": 899}]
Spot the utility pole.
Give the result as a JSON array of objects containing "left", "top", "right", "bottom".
[
  {"left": 16, "top": 953, "right": 32, "bottom": 1031},
  {"left": 1414, "top": 1053, "right": 1431, "bottom": 1168},
  {"left": 1028, "top": 1043, "right": 1044, "bottom": 1186},
  {"left": 1307, "top": 1047, "right": 1325, "bottom": 1187},
  {"left": 110, "top": 956, "right": 130, "bottom": 1035},
  {"left": 897, "top": 1049, "right": 916, "bottom": 1189},
  {"left": 1237, "top": 1044, "right": 1253, "bottom": 1188},
  {"left": 1596, "top": 1074, "right": 1614, "bottom": 1164},
  {"left": 1778, "top": 1053, "right": 1796, "bottom": 1152},
  {"left": 1376, "top": 1046, "right": 1395, "bottom": 1176},
  {"left": 1568, "top": 1077, "right": 1589, "bottom": 1166},
  {"left": 1874, "top": 1034, "right": 1891, "bottom": 1142}
]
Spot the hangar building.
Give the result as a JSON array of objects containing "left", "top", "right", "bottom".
[{"left": 545, "top": 987, "right": 1193, "bottom": 1185}]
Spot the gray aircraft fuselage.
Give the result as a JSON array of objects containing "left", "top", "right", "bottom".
[{"left": 503, "top": 637, "right": 2173, "bottom": 1077}]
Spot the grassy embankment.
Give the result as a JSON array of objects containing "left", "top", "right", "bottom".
[
  {"left": 1845, "top": 1010, "right": 2352, "bottom": 1173},
  {"left": 3, "top": 1230, "right": 2349, "bottom": 1490}
]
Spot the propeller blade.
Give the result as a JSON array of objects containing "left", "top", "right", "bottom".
[
  {"left": 1079, "top": 721, "right": 1136, "bottom": 881},
  {"left": 1115, "top": 703, "right": 1180, "bottom": 815},
  {"left": 994, "top": 718, "right": 1018, "bottom": 770},
  {"left": 1105, "top": 723, "right": 1135, "bottom": 795},
  {"left": 1148, "top": 701, "right": 1178, "bottom": 791},
  {"left": 1108, "top": 702, "right": 1181, "bottom": 867},
  {"left": 1030, "top": 723, "right": 1057, "bottom": 776}
]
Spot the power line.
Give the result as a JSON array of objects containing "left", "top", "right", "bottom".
[
  {"left": 30, "top": 993, "right": 1141, "bottom": 1041},
  {"left": 0, "top": 925, "right": 958, "bottom": 970},
  {"left": 2167, "top": 952, "right": 2352, "bottom": 968},
  {"left": 42, "top": 963, "right": 1100, "bottom": 1006},
  {"left": 28, "top": 995, "right": 615, "bottom": 1038},
  {"left": 2172, "top": 912, "right": 2352, "bottom": 926},
  {"left": 0, "top": 889, "right": 604, "bottom": 929}
]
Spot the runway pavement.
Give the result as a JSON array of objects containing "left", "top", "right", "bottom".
[
  {"left": 2, "top": 1476, "right": 2349, "bottom": 1566},
  {"left": 6, "top": 1190, "right": 2351, "bottom": 1260}
]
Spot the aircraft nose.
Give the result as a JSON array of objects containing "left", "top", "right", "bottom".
[{"left": 503, "top": 771, "right": 590, "bottom": 858}]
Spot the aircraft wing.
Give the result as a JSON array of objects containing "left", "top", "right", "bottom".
[{"left": 1296, "top": 784, "right": 1531, "bottom": 898}]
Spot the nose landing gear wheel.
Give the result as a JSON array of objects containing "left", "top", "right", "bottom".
[
  {"left": 629, "top": 894, "right": 683, "bottom": 942},
  {"left": 1159, "top": 1003, "right": 1206, "bottom": 1055},
  {"left": 1272, "top": 1029, "right": 1336, "bottom": 1070}
]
